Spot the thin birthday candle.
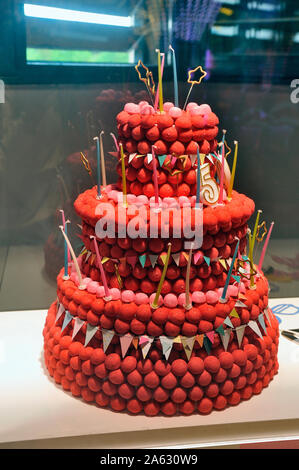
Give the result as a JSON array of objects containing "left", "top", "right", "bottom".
[
  {"left": 93, "top": 135, "right": 101, "bottom": 198},
  {"left": 169, "top": 45, "right": 178, "bottom": 107},
  {"left": 92, "top": 236, "right": 111, "bottom": 301},
  {"left": 155, "top": 49, "right": 164, "bottom": 112},
  {"left": 59, "top": 209, "right": 70, "bottom": 263},
  {"left": 220, "top": 238, "right": 240, "bottom": 302},
  {"left": 258, "top": 221, "right": 274, "bottom": 271},
  {"left": 151, "top": 243, "right": 172, "bottom": 309},
  {"left": 99, "top": 130, "right": 107, "bottom": 187},
  {"left": 119, "top": 143, "right": 127, "bottom": 207},
  {"left": 184, "top": 243, "right": 194, "bottom": 310},
  {"left": 59, "top": 226, "right": 85, "bottom": 290},
  {"left": 248, "top": 229, "right": 256, "bottom": 289},
  {"left": 63, "top": 221, "right": 69, "bottom": 278},
  {"left": 251, "top": 210, "right": 262, "bottom": 255},
  {"left": 110, "top": 132, "right": 119, "bottom": 151},
  {"left": 228, "top": 140, "right": 238, "bottom": 199},
  {"left": 218, "top": 130, "right": 226, "bottom": 204},
  {"left": 151, "top": 146, "right": 159, "bottom": 207},
  {"left": 196, "top": 145, "right": 201, "bottom": 206}
]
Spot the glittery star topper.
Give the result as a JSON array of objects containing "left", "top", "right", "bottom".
[
  {"left": 135, "top": 60, "right": 155, "bottom": 103},
  {"left": 184, "top": 64, "right": 207, "bottom": 110}
]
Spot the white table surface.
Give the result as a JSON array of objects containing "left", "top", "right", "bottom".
[{"left": 1, "top": 298, "right": 299, "bottom": 449}]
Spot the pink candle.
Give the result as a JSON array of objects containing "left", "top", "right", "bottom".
[
  {"left": 152, "top": 146, "right": 159, "bottom": 206},
  {"left": 110, "top": 132, "right": 119, "bottom": 151},
  {"left": 154, "top": 52, "right": 165, "bottom": 112},
  {"left": 258, "top": 222, "right": 274, "bottom": 271},
  {"left": 92, "top": 236, "right": 111, "bottom": 300}
]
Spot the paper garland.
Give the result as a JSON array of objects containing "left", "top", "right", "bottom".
[{"left": 55, "top": 302, "right": 272, "bottom": 360}]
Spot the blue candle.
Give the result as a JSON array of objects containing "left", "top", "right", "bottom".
[
  {"left": 64, "top": 222, "right": 68, "bottom": 278},
  {"left": 196, "top": 146, "right": 200, "bottom": 206},
  {"left": 169, "top": 45, "right": 178, "bottom": 107},
  {"left": 94, "top": 136, "right": 101, "bottom": 197},
  {"left": 220, "top": 239, "right": 240, "bottom": 302}
]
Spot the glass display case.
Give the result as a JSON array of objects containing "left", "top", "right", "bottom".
[{"left": 0, "top": 0, "right": 298, "bottom": 310}]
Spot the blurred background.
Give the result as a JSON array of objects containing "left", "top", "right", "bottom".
[{"left": 0, "top": 0, "right": 298, "bottom": 311}]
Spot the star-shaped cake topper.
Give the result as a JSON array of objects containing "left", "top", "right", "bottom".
[{"left": 187, "top": 65, "right": 207, "bottom": 85}]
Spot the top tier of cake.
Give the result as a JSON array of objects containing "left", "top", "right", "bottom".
[{"left": 115, "top": 101, "right": 221, "bottom": 199}]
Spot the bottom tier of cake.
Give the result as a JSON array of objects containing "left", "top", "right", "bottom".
[{"left": 43, "top": 302, "right": 279, "bottom": 416}]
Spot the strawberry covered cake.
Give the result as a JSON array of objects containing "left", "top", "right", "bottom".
[{"left": 42, "top": 94, "right": 279, "bottom": 416}]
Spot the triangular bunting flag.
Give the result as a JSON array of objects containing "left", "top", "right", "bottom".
[
  {"left": 200, "top": 153, "right": 205, "bottom": 165},
  {"left": 173, "top": 335, "right": 181, "bottom": 344},
  {"left": 172, "top": 253, "right": 180, "bottom": 266},
  {"left": 120, "top": 333, "right": 133, "bottom": 358},
  {"left": 238, "top": 293, "right": 247, "bottom": 300},
  {"left": 102, "top": 329, "right": 114, "bottom": 352},
  {"left": 61, "top": 311, "right": 73, "bottom": 332},
  {"left": 258, "top": 313, "right": 267, "bottom": 335},
  {"left": 55, "top": 303, "right": 65, "bottom": 323},
  {"left": 242, "top": 255, "right": 249, "bottom": 261},
  {"left": 206, "top": 331, "right": 215, "bottom": 344},
  {"left": 149, "top": 254, "right": 158, "bottom": 268},
  {"left": 216, "top": 324, "right": 225, "bottom": 336},
  {"left": 139, "top": 335, "right": 149, "bottom": 346},
  {"left": 236, "top": 325, "right": 246, "bottom": 347},
  {"left": 264, "top": 307, "right": 272, "bottom": 326},
  {"left": 84, "top": 324, "right": 99, "bottom": 347},
  {"left": 128, "top": 153, "right": 137, "bottom": 163},
  {"left": 204, "top": 256, "right": 210, "bottom": 266},
  {"left": 139, "top": 254, "right": 147, "bottom": 268},
  {"left": 190, "top": 154, "right": 197, "bottom": 166},
  {"left": 158, "top": 154, "right": 167, "bottom": 167},
  {"left": 219, "top": 259, "right": 228, "bottom": 270},
  {"left": 181, "top": 336, "right": 195, "bottom": 360},
  {"left": 235, "top": 300, "right": 247, "bottom": 308},
  {"left": 248, "top": 320, "right": 263, "bottom": 339},
  {"left": 203, "top": 336, "right": 212, "bottom": 354},
  {"left": 147, "top": 153, "right": 153, "bottom": 163},
  {"left": 196, "top": 334, "right": 204, "bottom": 347},
  {"left": 132, "top": 337, "right": 139, "bottom": 349},
  {"left": 85, "top": 251, "right": 92, "bottom": 262},
  {"left": 226, "top": 258, "right": 232, "bottom": 268},
  {"left": 171, "top": 156, "right": 177, "bottom": 167},
  {"left": 193, "top": 251, "right": 202, "bottom": 265},
  {"left": 159, "top": 335, "right": 174, "bottom": 360},
  {"left": 72, "top": 317, "right": 85, "bottom": 339},
  {"left": 232, "top": 275, "right": 241, "bottom": 283},
  {"left": 140, "top": 337, "right": 154, "bottom": 359},
  {"left": 206, "top": 154, "right": 214, "bottom": 164},
  {"left": 127, "top": 256, "right": 137, "bottom": 268},
  {"left": 182, "top": 251, "right": 189, "bottom": 262},
  {"left": 101, "top": 257, "right": 109, "bottom": 264},
  {"left": 90, "top": 253, "right": 96, "bottom": 265},
  {"left": 220, "top": 329, "right": 231, "bottom": 351},
  {"left": 230, "top": 308, "right": 240, "bottom": 319},
  {"left": 224, "top": 316, "right": 234, "bottom": 328},
  {"left": 160, "top": 253, "right": 167, "bottom": 265}
]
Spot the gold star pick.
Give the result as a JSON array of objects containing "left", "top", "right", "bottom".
[
  {"left": 184, "top": 65, "right": 207, "bottom": 110},
  {"left": 256, "top": 221, "right": 267, "bottom": 243},
  {"left": 187, "top": 65, "right": 207, "bottom": 85},
  {"left": 135, "top": 60, "right": 155, "bottom": 103},
  {"left": 80, "top": 152, "right": 92, "bottom": 176}
]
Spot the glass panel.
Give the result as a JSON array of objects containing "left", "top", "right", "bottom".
[{"left": 0, "top": 0, "right": 299, "bottom": 312}]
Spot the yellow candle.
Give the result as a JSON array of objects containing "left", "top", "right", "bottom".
[
  {"left": 119, "top": 143, "right": 127, "bottom": 207},
  {"left": 151, "top": 243, "right": 172, "bottom": 309},
  {"left": 156, "top": 49, "right": 163, "bottom": 112},
  {"left": 251, "top": 210, "right": 262, "bottom": 254},
  {"left": 228, "top": 140, "right": 238, "bottom": 199},
  {"left": 99, "top": 130, "right": 107, "bottom": 187}
]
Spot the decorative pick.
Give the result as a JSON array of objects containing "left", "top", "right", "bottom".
[
  {"left": 227, "top": 140, "right": 238, "bottom": 199},
  {"left": 151, "top": 243, "right": 172, "bottom": 309},
  {"left": 59, "top": 225, "right": 85, "bottom": 290},
  {"left": 183, "top": 65, "right": 207, "bottom": 110}
]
